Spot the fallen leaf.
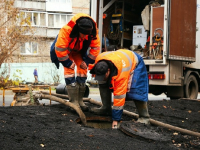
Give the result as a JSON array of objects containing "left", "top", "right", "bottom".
[
  {"left": 188, "top": 110, "right": 192, "bottom": 113},
  {"left": 174, "top": 144, "right": 181, "bottom": 147},
  {"left": 163, "top": 105, "right": 167, "bottom": 109},
  {"left": 134, "top": 128, "right": 138, "bottom": 132},
  {"left": 40, "top": 144, "right": 45, "bottom": 147},
  {"left": 182, "top": 121, "right": 184, "bottom": 123},
  {"left": 70, "top": 119, "right": 73, "bottom": 122},
  {"left": 62, "top": 114, "right": 67, "bottom": 116},
  {"left": 173, "top": 132, "right": 178, "bottom": 135},
  {"left": 88, "top": 135, "right": 94, "bottom": 137},
  {"left": 172, "top": 140, "right": 175, "bottom": 143}
]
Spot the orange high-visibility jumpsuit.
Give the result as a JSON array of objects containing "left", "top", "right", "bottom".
[
  {"left": 89, "top": 49, "right": 148, "bottom": 121},
  {"left": 55, "top": 13, "right": 100, "bottom": 84}
]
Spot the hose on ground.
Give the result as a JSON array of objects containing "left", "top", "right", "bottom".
[
  {"left": 83, "top": 98, "right": 200, "bottom": 137},
  {"left": 36, "top": 92, "right": 200, "bottom": 137},
  {"left": 34, "top": 93, "right": 87, "bottom": 125}
]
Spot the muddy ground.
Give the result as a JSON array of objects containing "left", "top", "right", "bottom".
[{"left": 0, "top": 98, "right": 199, "bottom": 150}]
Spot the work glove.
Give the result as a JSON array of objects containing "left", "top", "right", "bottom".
[
  {"left": 69, "top": 62, "right": 75, "bottom": 69},
  {"left": 80, "top": 61, "right": 87, "bottom": 69}
]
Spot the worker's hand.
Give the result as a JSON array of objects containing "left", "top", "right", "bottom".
[
  {"left": 69, "top": 62, "right": 75, "bottom": 69},
  {"left": 112, "top": 120, "right": 118, "bottom": 129},
  {"left": 80, "top": 61, "right": 87, "bottom": 69}
]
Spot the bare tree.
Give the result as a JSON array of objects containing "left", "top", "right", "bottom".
[{"left": 0, "top": 0, "right": 34, "bottom": 68}]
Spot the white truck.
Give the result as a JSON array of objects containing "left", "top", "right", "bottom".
[{"left": 91, "top": 0, "right": 200, "bottom": 99}]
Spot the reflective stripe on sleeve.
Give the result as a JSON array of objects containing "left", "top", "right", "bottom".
[
  {"left": 88, "top": 53, "right": 96, "bottom": 60},
  {"left": 55, "top": 46, "right": 72, "bottom": 52},
  {"left": 90, "top": 46, "right": 100, "bottom": 50},
  {"left": 58, "top": 55, "right": 69, "bottom": 61}
]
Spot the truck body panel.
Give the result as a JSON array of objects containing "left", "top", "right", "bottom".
[
  {"left": 168, "top": 0, "right": 196, "bottom": 61},
  {"left": 93, "top": 0, "right": 200, "bottom": 99}
]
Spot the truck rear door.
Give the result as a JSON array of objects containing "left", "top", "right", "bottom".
[{"left": 167, "top": 0, "right": 197, "bottom": 61}]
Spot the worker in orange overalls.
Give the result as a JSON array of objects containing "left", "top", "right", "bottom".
[
  {"left": 55, "top": 13, "right": 100, "bottom": 111},
  {"left": 88, "top": 49, "right": 150, "bottom": 128}
]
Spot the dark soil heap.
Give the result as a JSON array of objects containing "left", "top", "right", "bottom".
[{"left": 0, "top": 99, "right": 199, "bottom": 150}]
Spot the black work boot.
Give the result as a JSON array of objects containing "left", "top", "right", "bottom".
[
  {"left": 66, "top": 83, "right": 79, "bottom": 107},
  {"left": 78, "top": 83, "right": 89, "bottom": 111},
  {"left": 90, "top": 83, "right": 112, "bottom": 115},
  {"left": 134, "top": 100, "right": 150, "bottom": 125}
]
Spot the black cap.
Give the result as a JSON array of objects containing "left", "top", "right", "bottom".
[
  {"left": 90, "top": 61, "right": 109, "bottom": 81},
  {"left": 78, "top": 18, "right": 93, "bottom": 35}
]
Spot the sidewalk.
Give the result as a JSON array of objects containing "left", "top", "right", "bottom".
[
  {"left": 0, "top": 90, "right": 14, "bottom": 95},
  {"left": 0, "top": 87, "right": 100, "bottom": 107}
]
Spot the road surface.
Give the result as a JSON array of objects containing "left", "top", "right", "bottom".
[{"left": 1, "top": 91, "right": 200, "bottom": 107}]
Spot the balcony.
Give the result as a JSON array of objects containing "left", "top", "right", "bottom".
[{"left": 15, "top": 0, "right": 46, "bottom": 11}]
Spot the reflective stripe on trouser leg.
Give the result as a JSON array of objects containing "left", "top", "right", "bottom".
[{"left": 64, "top": 68, "right": 75, "bottom": 85}]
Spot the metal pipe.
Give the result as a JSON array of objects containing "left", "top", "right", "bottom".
[
  {"left": 35, "top": 93, "right": 87, "bottom": 125},
  {"left": 3, "top": 89, "right": 5, "bottom": 106}
]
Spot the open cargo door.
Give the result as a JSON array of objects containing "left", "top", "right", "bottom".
[{"left": 167, "top": 0, "right": 197, "bottom": 61}]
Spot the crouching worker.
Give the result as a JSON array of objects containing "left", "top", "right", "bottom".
[
  {"left": 88, "top": 49, "right": 150, "bottom": 129},
  {"left": 55, "top": 13, "right": 100, "bottom": 111}
]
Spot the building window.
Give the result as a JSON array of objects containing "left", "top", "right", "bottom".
[
  {"left": 20, "top": 42, "right": 38, "bottom": 55},
  {"left": 19, "top": 11, "right": 47, "bottom": 27},
  {"left": 49, "top": 0, "right": 67, "bottom": 3},
  {"left": 40, "top": 13, "right": 46, "bottom": 26},
  {"left": 48, "top": 14, "right": 73, "bottom": 28}
]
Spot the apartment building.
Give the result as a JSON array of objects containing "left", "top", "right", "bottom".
[{"left": 4, "top": 0, "right": 90, "bottom": 84}]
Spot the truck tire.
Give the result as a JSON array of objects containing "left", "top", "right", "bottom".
[{"left": 185, "top": 75, "right": 198, "bottom": 99}]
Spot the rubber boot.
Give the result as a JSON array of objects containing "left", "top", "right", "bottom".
[
  {"left": 66, "top": 83, "right": 79, "bottom": 107},
  {"left": 90, "top": 83, "right": 112, "bottom": 115},
  {"left": 134, "top": 100, "right": 150, "bottom": 125},
  {"left": 78, "top": 83, "right": 89, "bottom": 111}
]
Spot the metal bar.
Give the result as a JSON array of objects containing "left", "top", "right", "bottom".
[
  {"left": 98, "top": 0, "right": 103, "bottom": 53},
  {"left": 3, "top": 89, "right": 5, "bottom": 106},
  {"left": 103, "top": 0, "right": 117, "bottom": 12},
  {"left": 90, "top": 0, "right": 97, "bottom": 22},
  {"left": 49, "top": 86, "right": 51, "bottom": 105},
  {"left": 120, "top": 1, "right": 124, "bottom": 47},
  {"left": 32, "top": 85, "right": 50, "bottom": 88}
]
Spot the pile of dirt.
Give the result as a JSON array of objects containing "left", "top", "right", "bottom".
[{"left": 0, "top": 99, "right": 199, "bottom": 150}]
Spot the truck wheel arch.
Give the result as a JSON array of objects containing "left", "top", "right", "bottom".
[
  {"left": 184, "top": 71, "right": 200, "bottom": 99},
  {"left": 183, "top": 70, "right": 200, "bottom": 86}
]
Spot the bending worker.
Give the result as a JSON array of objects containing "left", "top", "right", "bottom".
[
  {"left": 88, "top": 49, "right": 150, "bottom": 128},
  {"left": 55, "top": 13, "right": 100, "bottom": 111}
]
